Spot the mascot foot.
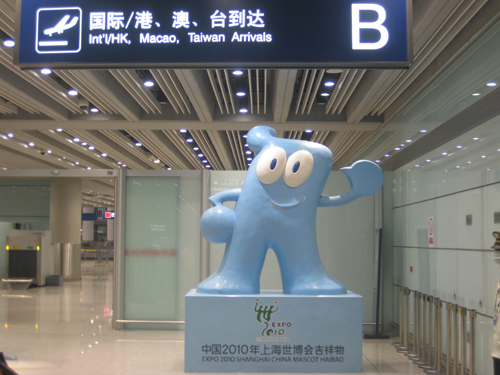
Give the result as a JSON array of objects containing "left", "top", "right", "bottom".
[
  {"left": 284, "top": 275, "right": 347, "bottom": 295},
  {"left": 197, "top": 274, "right": 259, "bottom": 295}
]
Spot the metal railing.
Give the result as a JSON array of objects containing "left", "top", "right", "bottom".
[{"left": 393, "top": 286, "right": 477, "bottom": 375}]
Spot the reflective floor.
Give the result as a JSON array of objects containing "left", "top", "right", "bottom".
[{"left": 0, "top": 261, "right": 426, "bottom": 375}]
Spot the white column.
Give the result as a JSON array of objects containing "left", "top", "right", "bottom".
[{"left": 82, "top": 207, "right": 94, "bottom": 242}]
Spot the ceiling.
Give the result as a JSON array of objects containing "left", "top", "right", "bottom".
[{"left": 0, "top": 0, "right": 499, "bottom": 208}]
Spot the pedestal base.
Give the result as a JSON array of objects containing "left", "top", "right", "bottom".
[{"left": 185, "top": 290, "right": 362, "bottom": 373}]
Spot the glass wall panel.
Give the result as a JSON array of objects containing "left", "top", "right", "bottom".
[{"left": 124, "top": 175, "right": 201, "bottom": 327}]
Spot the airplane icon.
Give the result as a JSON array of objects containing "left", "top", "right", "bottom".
[{"left": 43, "top": 15, "right": 79, "bottom": 36}]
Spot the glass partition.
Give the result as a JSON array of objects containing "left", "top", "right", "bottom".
[{"left": 123, "top": 174, "right": 201, "bottom": 328}]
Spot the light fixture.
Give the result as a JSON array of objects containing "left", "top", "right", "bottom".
[
  {"left": 101, "top": 153, "right": 107, "bottom": 157},
  {"left": 193, "top": 146, "right": 200, "bottom": 151},
  {"left": 143, "top": 73, "right": 155, "bottom": 87},
  {"left": 482, "top": 155, "right": 487, "bottom": 159},
  {"left": 320, "top": 92, "right": 330, "bottom": 97},
  {"left": 324, "top": 81, "right": 335, "bottom": 87},
  {"left": 375, "top": 160, "right": 381, "bottom": 163},
  {"left": 395, "top": 147, "right": 400, "bottom": 151},
  {"left": 154, "top": 159, "right": 160, "bottom": 164},
  {"left": 426, "top": 159, "right": 431, "bottom": 162},
  {"left": 442, "top": 152, "right": 448, "bottom": 155},
  {"left": 75, "top": 161, "right": 79, "bottom": 165},
  {"left": 472, "top": 93, "right": 480, "bottom": 96},
  {"left": 473, "top": 137, "right": 480, "bottom": 140},
  {"left": 28, "top": 142, "right": 34, "bottom": 147},
  {"left": 233, "top": 70, "right": 244, "bottom": 76},
  {"left": 90, "top": 106, "right": 98, "bottom": 113},
  {"left": 81, "top": 142, "right": 87, "bottom": 146},
  {"left": 415, "top": 165, "right": 420, "bottom": 168},
  {"left": 87, "top": 166, "right": 91, "bottom": 170},
  {"left": 117, "top": 161, "right": 122, "bottom": 165},
  {"left": 56, "top": 128, "right": 63, "bottom": 132},
  {"left": 73, "top": 137, "right": 80, "bottom": 142},
  {"left": 198, "top": 153, "right": 204, "bottom": 157},
  {"left": 47, "top": 150, "right": 52, "bottom": 154},
  {"left": 206, "top": 165, "right": 211, "bottom": 168},
  {"left": 7, "top": 133, "right": 13, "bottom": 138},
  {"left": 236, "top": 90, "right": 246, "bottom": 97},
  {"left": 245, "top": 150, "right": 252, "bottom": 155},
  {"left": 180, "top": 129, "right": 187, "bottom": 133},
  {"left": 456, "top": 145, "right": 463, "bottom": 149},
  {"left": 487, "top": 82, "right": 497, "bottom": 87},
  {"left": 122, "top": 164, "right": 126, "bottom": 167},
  {"left": 406, "top": 139, "right": 412, "bottom": 143},
  {"left": 420, "top": 129, "right": 427, "bottom": 133},
  {"left": 3, "top": 38, "right": 15, "bottom": 48},
  {"left": 186, "top": 138, "right": 194, "bottom": 143},
  {"left": 135, "top": 142, "right": 142, "bottom": 147},
  {"left": 385, "top": 154, "right": 390, "bottom": 158},
  {"left": 305, "top": 129, "right": 313, "bottom": 133},
  {"left": 238, "top": 97, "right": 248, "bottom": 113},
  {"left": 202, "top": 160, "right": 208, "bottom": 163},
  {"left": 88, "top": 146, "right": 95, "bottom": 150},
  {"left": 40, "top": 68, "right": 52, "bottom": 75},
  {"left": 167, "top": 167, "right": 172, "bottom": 171},
  {"left": 243, "top": 134, "right": 247, "bottom": 139},
  {"left": 247, "top": 157, "right": 252, "bottom": 161},
  {"left": 68, "top": 89, "right": 78, "bottom": 96}
]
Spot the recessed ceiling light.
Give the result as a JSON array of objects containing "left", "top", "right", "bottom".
[
  {"left": 415, "top": 165, "right": 420, "bottom": 167},
  {"left": 202, "top": 160, "right": 208, "bottom": 163},
  {"left": 144, "top": 80, "right": 154, "bottom": 87},
  {"left": 7, "top": 133, "right": 13, "bottom": 138},
  {"left": 117, "top": 161, "right": 122, "bottom": 165},
  {"left": 87, "top": 166, "right": 91, "bottom": 170},
  {"left": 167, "top": 167, "right": 172, "bottom": 171},
  {"left": 324, "top": 81, "right": 335, "bottom": 87},
  {"left": 3, "top": 39, "right": 15, "bottom": 48},
  {"left": 246, "top": 150, "right": 252, "bottom": 154},
  {"left": 473, "top": 137, "right": 480, "bottom": 140},
  {"left": 101, "top": 153, "right": 107, "bottom": 157},
  {"left": 242, "top": 135, "right": 248, "bottom": 138},
  {"left": 233, "top": 70, "right": 244, "bottom": 76},
  {"left": 154, "top": 159, "right": 160, "bottom": 164},
  {"left": 28, "top": 142, "right": 34, "bottom": 147},
  {"left": 68, "top": 89, "right": 78, "bottom": 96},
  {"left": 385, "top": 154, "right": 390, "bottom": 158},
  {"left": 468, "top": 161, "right": 472, "bottom": 164},
  {"left": 482, "top": 155, "right": 487, "bottom": 158},
  {"left": 247, "top": 157, "right": 252, "bottom": 161},
  {"left": 73, "top": 137, "right": 80, "bottom": 142},
  {"left": 135, "top": 142, "right": 142, "bottom": 147},
  {"left": 122, "top": 164, "right": 126, "bottom": 167},
  {"left": 456, "top": 145, "right": 463, "bottom": 149},
  {"left": 400, "top": 143, "right": 405, "bottom": 147},
  {"left": 406, "top": 139, "right": 412, "bottom": 143},
  {"left": 487, "top": 82, "right": 497, "bottom": 87},
  {"left": 472, "top": 93, "right": 480, "bottom": 96},
  {"left": 193, "top": 146, "right": 200, "bottom": 151},
  {"left": 198, "top": 153, "right": 204, "bottom": 157},
  {"left": 239, "top": 108, "right": 248, "bottom": 113},
  {"left": 442, "top": 152, "right": 448, "bottom": 155},
  {"left": 236, "top": 91, "right": 246, "bottom": 97},
  {"left": 186, "top": 138, "right": 194, "bottom": 143},
  {"left": 395, "top": 147, "right": 400, "bottom": 151},
  {"left": 75, "top": 161, "right": 79, "bottom": 165},
  {"left": 305, "top": 129, "right": 313, "bottom": 133},
  {"left": 47, "top": 150, "right": 52, "bottom": 154},
  {"left": 456, "top": 166, "right": 460, "bottom": 169},
  {"left": 205, "top": 165, "right": 211, "bottom": 168},
  {"left": 56, "top": 128, "right": 63, "bottom": 132},
  {"left": 88, "top": 146, "right": 95, "bottom": 150},
  {"left": 180, "top": 129, "right": 187, "bottom": 133},
  {"left": 90, "top": 107, "right": 98, "bottom": 113},
  {"left": 320, "top": 92, "right": 330, "bottom": 97},
  {"left": 40, "top": 68, "right": 51, "bottom": 75},
  {"left": 420, "top": 129, "right": 427, "bottom": 133},
  {"left": 375, "top": 160, "right": 380, "bottom": 163},
  {"left": 81, "top": 142, "right": 87, "bottom": 146},
  {"left": 426, "top": 159, "right": 431, "bottom": 162}
]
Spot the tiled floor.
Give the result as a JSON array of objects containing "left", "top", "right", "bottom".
[{"left": 0, "top": 262, "right": 427, "bottom": 375}]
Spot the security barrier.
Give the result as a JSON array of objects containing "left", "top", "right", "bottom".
[{"left": 393, "top": 287, "right": 477, "bottom": 375}]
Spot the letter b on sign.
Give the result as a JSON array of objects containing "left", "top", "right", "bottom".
[{"left": 352, "top": 4, "right": 389, "bottom": 50}]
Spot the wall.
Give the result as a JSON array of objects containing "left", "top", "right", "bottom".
[{"left": 0, "top": 179, "right": 51, "bottom": 230}]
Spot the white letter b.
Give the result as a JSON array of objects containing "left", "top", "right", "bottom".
[{"left": 352, "top": 4, "right": 389, "bottom": 50}]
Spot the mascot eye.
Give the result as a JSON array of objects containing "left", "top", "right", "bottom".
[
  {"left": 256, "top": 147, "right": 287, "bottom": 184},
  {"left": 284, "top": 150, "right": 314, "bottom": 188}
]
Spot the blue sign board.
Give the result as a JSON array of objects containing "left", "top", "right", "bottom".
[{"left": 15, "top": 0, "right": 411, "bottom": 69}]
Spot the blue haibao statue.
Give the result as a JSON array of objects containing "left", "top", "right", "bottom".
[{"left": 198, "top": 126, "right": 383, "bottom": 295}]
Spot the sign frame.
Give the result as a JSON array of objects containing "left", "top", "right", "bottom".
[{"left": 14, "top": 0, "right": 413, "bottom": 69}]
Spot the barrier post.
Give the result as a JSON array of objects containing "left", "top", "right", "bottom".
[
  {"left": 461, "top": 307, "right": 467, "bottom": 375},
  {"left": 446, "top": 303, "right": 452, "bottom": 375},
  {"left": 470, "top": 310, "right": 475, "bottom": 375}
]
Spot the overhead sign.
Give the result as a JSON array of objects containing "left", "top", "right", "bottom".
[
  {"left": 15, "top": 0, "right": 411, "bottom": 69},
  {"left": 103, "top": 211, "right": 115, "bottom": 219}
]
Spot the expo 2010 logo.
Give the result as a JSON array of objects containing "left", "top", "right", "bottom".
[{"left": 254, "top": 299, "right": 291, "bottom": 337}]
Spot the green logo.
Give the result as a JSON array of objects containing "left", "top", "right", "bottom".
[{"left": 254, "top": 299, "right": 291, "bottom": 337}]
